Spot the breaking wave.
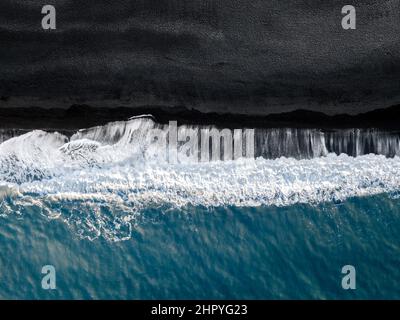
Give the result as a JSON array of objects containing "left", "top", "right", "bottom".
[{"left": 1, "top": 116, "right": 400, "bottom": 241}]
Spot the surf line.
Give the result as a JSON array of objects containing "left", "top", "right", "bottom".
[{"left": 146, "top": 121, "right": 255, "bottom": 163}]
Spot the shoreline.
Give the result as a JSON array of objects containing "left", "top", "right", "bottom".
[{"left": 0, "top": 104, "right": 399, "bottom": 131}]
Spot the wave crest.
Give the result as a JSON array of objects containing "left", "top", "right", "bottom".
[{"left": 1, "top": 117, "right": 400, "bottom": 241}]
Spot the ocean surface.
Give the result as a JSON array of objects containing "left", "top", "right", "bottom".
[{"left": 0, "top": 117, "right": 399, "bottom": 299}]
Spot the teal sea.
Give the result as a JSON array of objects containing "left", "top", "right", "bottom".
[
  {"left": 0, "top": 194, "right": 399, "bottom": 299},
  {"left": 0, "top": 119, "right": 400, "bottom": 299}
]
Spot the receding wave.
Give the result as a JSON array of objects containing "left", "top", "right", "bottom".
[
  {"left": 2, "top": 120, "right": 400, "bottom": 159},
  {"left": 1, "top": 116, "right": 400, "bottom": 241}
]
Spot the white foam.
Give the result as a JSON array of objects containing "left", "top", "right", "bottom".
[
  {"left": 1, "top": 118, "right": 400, "bottom": 208},
  {"left": 2, "top": 150, "right": 400, "bottom": 208},
  {"left": 1, "top": 118, "right": 400, "bottom": 240}
]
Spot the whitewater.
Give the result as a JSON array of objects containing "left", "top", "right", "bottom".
[{"left": 0, "top": 116, "right": 400, "bottom": 240}]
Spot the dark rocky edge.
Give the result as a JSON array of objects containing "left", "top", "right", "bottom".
[{"left": 0, "top": 104, "right": 399, "bottom": 131}]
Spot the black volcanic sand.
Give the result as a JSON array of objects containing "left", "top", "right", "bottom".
[
  {"left": 1, "top": 1, "right": 400, "bottom": 116},
  {"left": 0, "top": 104, "right": 400, "bottom": 131}
]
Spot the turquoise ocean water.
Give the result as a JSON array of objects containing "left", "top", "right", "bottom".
[
  {"left": 0, "top": 119, "right": 399, "bottom": 299},
  {"left": 0, "top": 194, "right": 399, "bottom": 299}
]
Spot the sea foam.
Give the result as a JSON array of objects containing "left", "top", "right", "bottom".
[{"left": 0, "top": 116, "right": 399, "bottom": 240}]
